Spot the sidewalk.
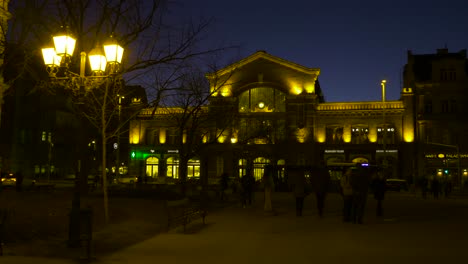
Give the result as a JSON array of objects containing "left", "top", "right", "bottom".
[{"left": 2, "top": 191, "right": 468, "bottom": 264}]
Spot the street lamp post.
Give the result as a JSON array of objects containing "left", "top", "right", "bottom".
[
  {"left": 42, "top": 29, "right": 124, "bottom": 247},
  {"left": 381, "top": 80, "right": 387, "bottom": 169}
]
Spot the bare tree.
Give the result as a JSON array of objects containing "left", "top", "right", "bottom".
[
  {"left": 6, "top": 0, "right": 236, "bottom": 223},
  {"left": 152, "top": 62, "right": 241, "bottom": 196}
]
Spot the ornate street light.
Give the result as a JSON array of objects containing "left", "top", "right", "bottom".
[
  {"left": 42, "top": 31, "right": 123, "bottom": 82},
  {"left": 41, "top": 29, "right": 124, "bottom": 247}
]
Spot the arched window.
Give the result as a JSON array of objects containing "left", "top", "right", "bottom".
[
  {"left": 166, "top": 157, "right": 179, "bottom": 179},
  {"left": 253, "top": 157, "right": 270, "bottom": 181},
  {"left": 238, "top": 87, "right": 286, "bottom": 113},
  {"left": 146, "top": 157, "right": 159, "bottom": 178}
]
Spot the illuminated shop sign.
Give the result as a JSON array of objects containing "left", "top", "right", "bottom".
[
  {"left": 324, "top": 150, "right": 344, "bottom": 153},
  {"left": 376, "top": 150, "right": 398, "bottom": 153},
  {"left": 425, "top": 153, "right": 468, "bottom": 158}
]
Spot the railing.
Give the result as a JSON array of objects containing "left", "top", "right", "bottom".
[{"left": 317, "top": 101, "right": 404, "bottom": 111}]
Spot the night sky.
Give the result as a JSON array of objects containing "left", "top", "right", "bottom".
[{"left": 180, "top": 0, "right": 468, "bottom": 102}]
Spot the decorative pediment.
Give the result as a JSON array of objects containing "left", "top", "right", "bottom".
[{"left": 206, "top": 51, "right": 320, "bottom": 97}]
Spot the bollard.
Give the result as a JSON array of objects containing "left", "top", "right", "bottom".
[{"left": 79, "top": 207, "right": 94, "bottom": 261}]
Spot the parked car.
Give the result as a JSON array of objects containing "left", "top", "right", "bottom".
[
  {"left": 116, "top": 175, "right": 138, "bottom": 184},
  {"left": 1, "top": 173, "right": 16, "bottom": 187},
  {"left": 386, "top": 179, "right": 408, "bottom": 192}
]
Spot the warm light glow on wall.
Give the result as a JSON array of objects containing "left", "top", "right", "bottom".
[
  {"left": 316, "top": 126, "right": 325, "bottom": 143},
  {"left": 295, "top": 128, "right": 309, "bottom": 143},
  {"left": 182, "top": 131, "right": 187, "bottom": 144},
  {"left": 368, "top": 125, "right": 377, "bottom": 143},
  {"left": 403, "top": 130, "right": 414, "bottom": 142},
  {"left": 343, "top": 126, "right": 351, "bottom": 143},
  {"left": 129, "top": 122, "right": 141, "bottom": 144},
  {"left": 212, "top": 84, "right": 232, "bottom": 97},
  {"left": 304, "top": 83, "right": 315, "bottom": 93},
  {"left": 217, "top": 129, "right": 228, "bottom": 143},
  {"left": 159, "top": 129, "right": 166, "bottom": 144},
  {"left": 231, "top": 137, "right": 237, "bottom": 143}
]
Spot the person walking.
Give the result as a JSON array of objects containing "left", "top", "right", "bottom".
[
  {"left": 219, "top": 173, "right": 229, "bottom": 201},
  {"left": 310, "top": 161, "right": 331, "bottom": 217},
  {"left": 263, "top": 165, "right": 275, "bottom": 212},
  {"left": 371, "top": 169, "right": 386, "bottom": 217},
  {"left": 350, "top": 164, "right": 371, "bottom": 224},
  {"left": 340, "top": 167, "right": 354, "bottom": 222},
  {"left": 288, "top": 166, "right": 307, "bottom": 217},
  {"left": 241, "top": 169, "right": 255, "bottom": 207}
]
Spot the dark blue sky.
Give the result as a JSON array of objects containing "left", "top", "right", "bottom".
[{"left": 180, "top": 0, "right": 468, "bottom": 102}]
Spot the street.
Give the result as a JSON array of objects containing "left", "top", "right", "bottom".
[{"left": 3, "top": 191, "right": 468, "bottom": 264}]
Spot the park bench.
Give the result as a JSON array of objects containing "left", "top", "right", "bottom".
[
  {"left": 0, "top": 208, "right": 9, "bottom": 256},
  {"left": 166, "top": 198, "right": 206, "bottom": 233},
  {"left": 32, "top": 182, "right": 55, "bottom": 192}
]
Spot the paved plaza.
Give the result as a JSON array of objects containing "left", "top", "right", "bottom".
[{"left": 2, "top": 191, "right": 468, "bottom": 264}]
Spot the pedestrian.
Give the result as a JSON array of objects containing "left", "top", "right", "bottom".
[
  {"left": 263, "top": 165, "right": 275, "bottom": 212},
  {"left": 431, "top": 176, "right": 440, "bottom": 199},
  {"left": 420, "top": 175, "right": 428, "bottom": 199},
  {"left": 350, "top": 164, "right": 371, "bottom": 224},
  {"left": 288, "top": 166, "right": 307, "bottom": 217},
  {"left": 16, "top": 171, "right": 24, "bottom": 192},
  {"left": 340, "top": 167, "right": 354, "bottom": 222},
  {"left": 371, "top": 169, "right": 386, "bottom": 217},
  {"left": 220, "top": 172, "right": 229, "bottom": 201},
  {"left": 241, "top": 170, "right": 255, "bottom": 207},
  {"left": 309, "top": 161, "right": 331, "bottom": 217}
]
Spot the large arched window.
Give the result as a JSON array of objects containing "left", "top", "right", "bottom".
[
  {"left": 166, "top": 157, "right": 179, "bottom": 179},
  {"left": 238, "top": 87, "right": 285, "bottom": 113},
  {"left": 253, "top": 157, "right": 270, "bottom": 181},
  {"left": 146, "top": 157, "right": 159, "bottom": 179}
]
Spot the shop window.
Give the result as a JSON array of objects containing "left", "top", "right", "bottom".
[
  {"left": 166, "top": 157, "right": 179, "bottom": 179},
  {"left": 238, "top": 159, "right": 247, "bottom": 178},
  {"left": 187, "top": 159, "right": 200, "bottom": 178},
  {"left": 145, "top": 156, "right": 159, "bottom": 178}
]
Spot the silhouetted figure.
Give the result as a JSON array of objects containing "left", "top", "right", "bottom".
[
  {"left": 310, "top": 162, "right": 331, "bottom": 217},
  {"left": 288, "top": 167, "right": 307, "bottom": 217},
  {"left": 16, "top": 171, "right": 24, "bottom": 192},
  {"left": 420, "top": 176, "right": 429, "bottom": 199},
  {"left": 350, "top": 165, "right": 371, "bottom": 224},
  {"left": 431, "top": 177, "right": 440, "bottom": 199},
  {"left": 340, "top": 168, "right": 354, "bottom": 222},
  {"left": 220, "top": 173, "right": 229, "bottom": 201},
  {"left": 263, "top": 165, "right": 275, "bottom": 212},
  {"left": 371, "top": 170, "right": 386, "bottom": 217},
  {"left": 443, "top": 177, "right": 452, "bottom": 198},
  {"left": 241, "top": 171, "right": 255, "bottom": 207}
]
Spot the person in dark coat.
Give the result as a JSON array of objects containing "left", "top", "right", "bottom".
[
  {"left": 340, "top": 167, "right": 354, "bottom": 222},
  {"left": 288, "top": 166, "right": 307, "bottom": 216},
  {"left": 16, "top": 171, "right": 24, "bottom": 192},
  {"left": 309, "top": 161, "right": 331, "bottom": 217},
  {"left": 371, "top": 169, "right": 386, "bottom": 217},
  {"left": 350, "top": 164, "right": 371, "bottom": 224},
  {"left": 220, "top": 173, "right": 229, "bottom": 201},
  {"left": 241, "top": 169, "right": 255, "bottom": 207}
]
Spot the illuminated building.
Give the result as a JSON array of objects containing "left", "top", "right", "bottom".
[
  {"left": 128, "top": 51, "right": 415, "bottom": 184},
  {"left": 404, "top": 48, "right": 468, "bottom": 186}
]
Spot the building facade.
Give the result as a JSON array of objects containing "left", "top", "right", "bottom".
[
  {"left": 405, "top": 48, "right": 468, "bottom": 186},
  {"left": 128, "top": 51, "right": 417, "bottom": 186}
]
